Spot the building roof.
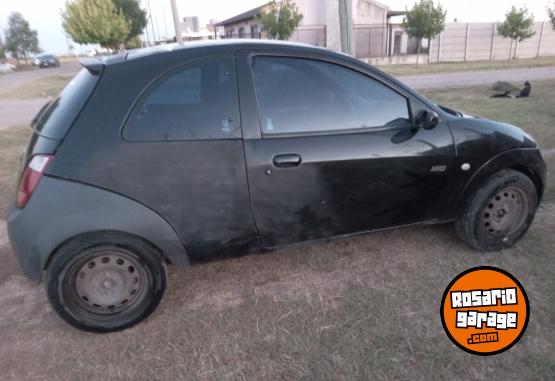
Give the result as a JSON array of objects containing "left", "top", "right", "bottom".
[
  {"left": 215, "top": 3, "right": 269, "bottom": 26},
  {"left": 387, "top": 10, "right": 406, "bottom": 18}
]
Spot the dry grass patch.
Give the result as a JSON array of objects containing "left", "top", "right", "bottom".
[
  {"left": 0, "top": 125, "right": 31, "bottom": 217},
  {"left": 0, "top": 75, "right": 72, "bottom": 99},
  {"left": 379, "top": 56, "right": 555, "bottom": 77}
]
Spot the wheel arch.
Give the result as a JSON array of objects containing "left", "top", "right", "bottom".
[
  {"left": 456, "top": 148, "right": 546, "bottom": 217},
  {"left": 7, "top": 176, "right": 190, "bottom": 281},
  {"left": 43, "top": 229, "right": 171, "bottom": 273}
]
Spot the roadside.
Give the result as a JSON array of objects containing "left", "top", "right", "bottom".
[
  {"left": 0, "top": 61, "right": 80, "bottom": 94},
  {"left": 398, "top": 66, "right": 555, "bottom": 90},
  {"left": 378, "top": 56, "right": 555, "bottom": 77}
]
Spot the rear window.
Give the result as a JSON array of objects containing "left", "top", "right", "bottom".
[{"left": 33, "top": 68, "right": 99, "bottom": 139}]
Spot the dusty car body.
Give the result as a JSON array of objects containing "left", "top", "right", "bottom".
[{"left": 7, "top": 40, "right": 546, "bottom": 331}]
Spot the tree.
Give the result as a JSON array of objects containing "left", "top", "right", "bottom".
[
  {"left": 497, "top": 6, "right": 535, "bottom": 62},
  {"left": 62, "top": 0, "right": 130, "bottom": 50},
  {"left": 0, "top": 32, "right": 5, "bottom": 61},
  {"left": 549, "top": 3, "right": 555, "bottom": 29},
  {"left": 402, "top": 0, "right": 446, "bottom": 68},
  {"left": 112, "top": 0, "right": 147, "bottom": 44},
  {"left": 258, "top": 0, "right": 303, "bottom": 40},
  {"left": 4, "top": 12, "right": 41, "bottom": 65}
]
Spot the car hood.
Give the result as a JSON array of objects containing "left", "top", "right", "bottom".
[{"left": 448, "top": 113, "right": 539, "bottom": 155}]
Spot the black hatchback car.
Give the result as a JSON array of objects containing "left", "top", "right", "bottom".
[{"left": 8, "top": 40, "right": 546, "bottom": 332}]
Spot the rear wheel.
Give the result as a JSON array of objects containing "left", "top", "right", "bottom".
[
  {"left": 46, "top": 232, "right": 166, "bottom": 332},
  {"left": 455, "top": 169, "right": 537, "bottom": 251}
]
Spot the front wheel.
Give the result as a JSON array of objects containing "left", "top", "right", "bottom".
[
  {"left": 455, "top": 169, "right": 538, "bottom": 251},
  {"left": 46, "top": 233, "right": 166, "bottom": 332}
]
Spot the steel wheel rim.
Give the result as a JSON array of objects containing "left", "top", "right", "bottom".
[
  {"left": 481, "top": 186, "right": 528, "bottom": 240},
  {"left": 65, "top": 249, "right": 149, "bottom": 316}
]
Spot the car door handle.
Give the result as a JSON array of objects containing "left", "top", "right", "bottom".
[{"left": 272, "top": 154, "right": 302, "bottom": 168}]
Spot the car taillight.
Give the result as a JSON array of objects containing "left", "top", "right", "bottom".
[{"left": 16, "top": 155, "right": 53, "bottom": 208}]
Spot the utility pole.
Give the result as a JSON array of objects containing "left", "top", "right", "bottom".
[
  {"left": 155, "top": 16, "right": 161, "bottom": 42},
  {"left": 338, "top": 0, "right": 353, "bottom": 55},
  {"left": 162, "top": 5, "right": 169, "bottom": 40},
  {"left": 147, "top": 0, "right": 157, "bottom": 43},
  {"left": 170, "top": 0, "right": 182, "bottom": 43}
]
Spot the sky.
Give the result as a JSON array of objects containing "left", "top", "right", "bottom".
[{"left": 0, "top": 0, "right": 552, "bottom": 54}]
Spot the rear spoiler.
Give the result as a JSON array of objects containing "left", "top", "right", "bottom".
[
  {"left": 79, "top": 58, "right": 105, "bottom": 74},
  {"left": 79, "top": 53, "right": 126, "bottom": 74}
]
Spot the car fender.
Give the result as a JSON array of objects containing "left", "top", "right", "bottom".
[
  {"left": 455, "top": 148, "right": 546, "bottom": 215},
  {"left": 7, "top": 176, "right": 189, "bottom": 281}
]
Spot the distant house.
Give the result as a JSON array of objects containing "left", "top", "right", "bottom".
[
  {"left": 216, "top": 3, "right": 267, "bottom": 39},
  {"left": 216, "top": 0, "right": 405, "bottom": 55}
]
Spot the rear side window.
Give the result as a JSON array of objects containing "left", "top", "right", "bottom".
[
  {"left": 252, "top": 56, "right": 411, "bottom": 135},
  {"left": 124, "top": 56, "right": 240, "bottom": 141},
  {"left": 34, "top": 69, "right": 99, "bottom": 139}
]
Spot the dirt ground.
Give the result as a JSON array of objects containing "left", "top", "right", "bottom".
[{"left": 0, "top": 71, "right": 554, "bottom": 380}]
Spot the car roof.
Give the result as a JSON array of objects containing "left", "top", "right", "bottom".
[
  {"left": 79, "top": 39, "right": 345, "bottom": 73},
  {"left": 127, "top": 39, "right": 329, "bottom": 60}
]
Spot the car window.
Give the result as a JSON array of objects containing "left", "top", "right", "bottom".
[
  {"left": 124, "top": 55, "right": 240, "bottom": 141},
  {"left": 252, "top": 56, "right": 411, "bottom": 135}
]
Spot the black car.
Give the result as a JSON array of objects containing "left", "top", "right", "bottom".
[
  {"left": 8, "top": 40, "right": 546, "bottom": 332},
  {"left": 32, "top": 54, "right": 60, "bottom": 68}
]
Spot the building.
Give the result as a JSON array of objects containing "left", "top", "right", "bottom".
[
  {"left": 216, "top": 0, "right": 404, "bottom": 53},
  {"left": 182, "top": 16, "right": 200, "bottom": 33}
]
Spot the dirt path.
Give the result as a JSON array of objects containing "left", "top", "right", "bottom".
[
  {"left": 0, "top": 61, "right": 80, "bottom": 93},
  {"left": 398, "top": 66, "right": 555, "bottom": 89},
  {"left": 0, "top": 98, "right": 49, "bottom": 128}
]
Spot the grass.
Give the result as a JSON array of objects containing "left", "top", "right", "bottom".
[
  {"left": 0, "top": 125, "right": 31, "bottom": 218},
  {"left": 0, "top": 75, "right": 72, "bottom": 99},
  {"left": 422, "top": 80, "right": 555, "bottom": 150},
  {"left": 378, "top": 56, "right": 555, "bottom": 77},
  {"left": 0, "top": 83, "right": 554, "bottom": 380}
]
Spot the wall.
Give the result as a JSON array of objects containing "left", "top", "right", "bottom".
[
  {"left": 354, "top": 0, "right": 387, "bottom": 25},
  {"left": 428, "top": 21, "right": 555, "bottom": 63},
  {"left": 356, "top": 21, "right": 555, "bottom": 62}
]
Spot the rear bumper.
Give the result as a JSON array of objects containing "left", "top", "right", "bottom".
[
  {"left": 7, "top": 204, "right": 43, "bottom": 281},
  {"left": 7, "top": 176, "right": 190, "bottom": 281}
]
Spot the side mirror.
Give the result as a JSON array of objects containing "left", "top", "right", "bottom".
[{"left": 418, "top": 110, "right": 440, "bottom": 130}]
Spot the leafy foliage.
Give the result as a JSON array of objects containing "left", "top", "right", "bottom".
[
  {"left": 4, "top": 12, "right": 41, "bottom": 63},
  {"left": 62, "top": 0, "right": 130, "bottom": 50},
  {"left": 0, "top": 33, "right": 5, "bottom": 60},
  {"left": 258, "top": 0, "right": 303, "bottom": 40},
  {"left": 498, "top": 6, "right": 535, "bottom": 42},
  {"left": 549, "top": 3, "right": 555, "bottom": 30},
  {"left": 112, "top": 0, "right": 147, "bottom": 43},
  {"left": 497, "top": 6, "right": 535, "bottom": 60},
  {"left": 403, "top": 0, "right": 446, "bottom": 43},
  {"left": 402, "top": 0, "right": 445, "bottom": 67}
]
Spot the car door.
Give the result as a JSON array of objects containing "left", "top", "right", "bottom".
[{"left": 238, "top": 52, "right": 456, "bottom": 247}]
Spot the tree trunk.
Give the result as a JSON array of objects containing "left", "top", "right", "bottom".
[
  {"left": 508, "top": 39, "right": 513, "bottom": 63},
  {"left": 23, "top": 51, "right": 27, "bottom": 65},
  {"left": 416, "top": 38, "right": 421, "bottom": 68}
]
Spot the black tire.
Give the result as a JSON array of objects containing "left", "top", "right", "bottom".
[
  {"left": 46, "top": 232, "right": 166, "bottom": 332},
  {"left": 455, "top": 169, "right": 538, "bottom": 251}
]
